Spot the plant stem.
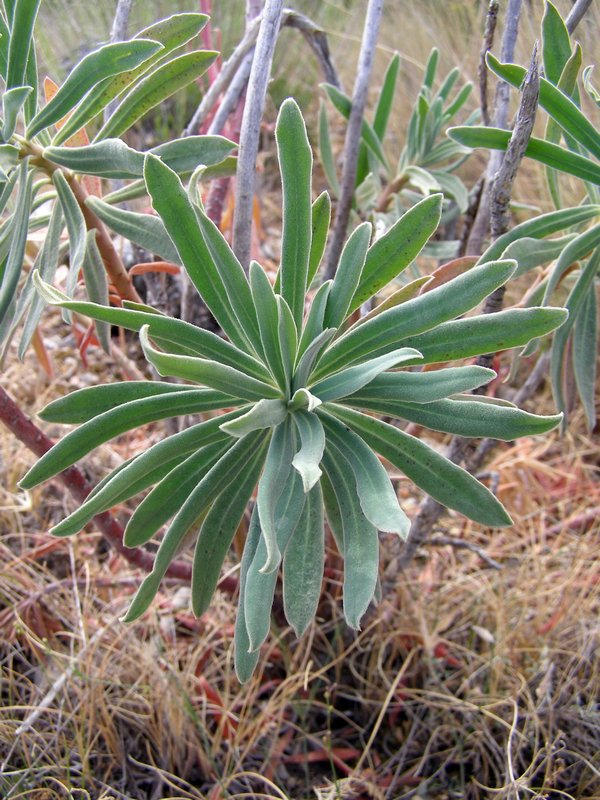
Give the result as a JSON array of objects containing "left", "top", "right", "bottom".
[
  {"left": 324, "top": 0, "right": 384, "bottom": 279},
  {"left": 478, "top": 1, "right": 499, "bottom": 127},
  {"left": 0, "top": 384, "right": 236, "bottom": 593},
  {"left": 566, "top": 0, "right": 593, "bottom": 33},
  {"left": 232, "top": 0, "right": 284, "bottom": 270}
]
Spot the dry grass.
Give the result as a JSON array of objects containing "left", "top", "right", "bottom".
[{"left": 1, "top": 339, "right": 598, "bottom": 799}]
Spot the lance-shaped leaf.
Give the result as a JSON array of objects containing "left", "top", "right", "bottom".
[
  {"left": 123, "top": 433, "right": 262, "bottom": 620},
  {"left": 96, "top": 50, "right": 218, "bottom": 141},
  {"left": 321, "top": 411, "right": 409, "bottom": 537},
  {"left": 20, "top": 389, "right": 235, "bottom": 490},
  {"left": 32, "top": 274, "right": 270, "bottom": 380},
  {"left": 288, "top": 388, "right": 322, "bottom": 412},
  {"left": 293, "top": 328, "right": 336, "bottom": 392},
  {"left": 543, "top": 224, "right": 600, "bottom": 303},
  {"left": 374, "top": 52, "right": 400, "bottom": 141},
  {"left": 307, "top": 191, "right": 331, "bottom": 286},
  {"left": 346, "top": 365, "right": 495, "bottom": 405},
  {"left": 345, "top": 395, "right": 562, "bottom": 440},
  {"left": 479, "top": 205, "right": 600, "bottom": 265},
  {"left": 318, "top": 101, "right": 340, "bottom": 196},
  {"left": 350, "top": 194, "right": 443, "bottom": 311},
  {"left": 249, "top": 261, "right": 287, "bottom": 391},
  {"left": 572, "top": 287, "right": 597, "bottom": 430},
  {"left": 283, "top": 483, "right": 325, "bottom": 637},
  {"left": 541, "top": 1, "right": 572, "bottom": 85},
  {"left": 256, "top": 418, "right": 297, "bottom": 574},
  {"left": 277, "top": 297, "right": 298, "bottom": 388},
  {"left": 502, "top": 234, "right": 578, "bottom": 277},
  {"left": 291, "top": 410, "right": 326, "bottom": 492},
  {"left": 330, "top": 405, "right": 512, "bottom": 527},
  {"left": 81, "top": 231, "right": 110, "bottom": 353},
  {"left": 321, "top": 447, "right": 379, "bottom": 629},
  {"left": 220, "top": 399, "right": 288, "bottom": 438},
  {"left": 311, "top": 347, "right": 422, "bottom": 402},
  {"left": 123, "top": 439, "right": 232, "bottom": 547},
  {"left": 52, "top": 171, "right": 86, "bottom": 298},
  {"left": 143, "top": 154, "right": 254, "bottom": 351},
  {"left": 486, "top": 54, "right": 600, "bottom": 161},
  {"left": 26, "top": 39, "right": 163, "bottom": 138},
  {"left": 234, "top": 508, "right": 262, "bottom": 682},
  {"left": 139, "top": 326, "right": 280, "bottom": 401},
  {"left": 315, "top": 259, "right": 516, "bottom": 376},
  {"left": 192, "top": 439, "right": 269, "bottom": 616},
  {"left": 2, "top": 85, "right": 32, "bottom": 140},
  {"left": 44, "top": 140, "right": 145, "bottom": 179},
  {"left": 400, "top": 307, "right": 568, "bottom": 365},
  {"left": 245, "top": 464, "right": 306, "bottom": 651},
  {"left": 297, "top": 280, "right": 332, "bottom": 360},
  {"left": 152, "top": 135, "right": 236, "bottom": 175},
  {"left": 277, "top": 98, "right": 313, "bottom": 328},
  {"left": 53, "top": 12, "right": 209, "bottom": 145},
  {"left": 551, "top": 247, "right": 600, "bottom": 420},
  {"left": 0, "top": 161, "right": 33, "bottom": 327},
  {"left": 50, "top": 410, "right": 244, "bottom": 538},
  {"left": 85, "top": 197, "right": 180, "bottom": 264},
  {"left": 448, "top": 126, "right": 600, "bottom": 186},
  {"left": 324, "top": 221, "right": 371, "bottom": 328},
  {"left": 6, "top": 0, "right": 41, "bottom": 90}
]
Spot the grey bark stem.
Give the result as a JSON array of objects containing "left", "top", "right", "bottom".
[
  {"left": 232, "top": 0, "right": 284, "bottom": 269},
  {"left": 324, "top": 0, "right": 384, "bottom": 279},
  {"left": 479, "top": 1, "right": 499, "bottom": 127},
  {"left": 566, "top": 0, "right": 593, "bottom": 34}
]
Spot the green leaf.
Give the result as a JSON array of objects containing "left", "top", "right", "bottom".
[
  {"left": 96, "top": 50, "right": 217, "bottom": 141},
  {"left": 448, "top": 126, "right": 600, "bottom": 186},
  {"left": 0, "top": 160, "right": 33, "bottom": 328},
  {"left": 396, "top": 307, "right": 568, "bottom": 366},
  {"left": 322, "top": 83, "right": 390, "bottom": 171},
  {"left": 344, "top": 395, "right": 562, "bottom": 440},
  {"left": 52, "top": 170, "right": 86, "bottom": 298},
  {"left": 277, "top": 297, "right": 298, "bottom": 388},
  {"left": 330, "top": 405, "right": 512, "bottom": 527},
  {"left": 543, "top": 224, "right": 600, "bottom": 302},
  {"left": 277, "top": 98, "right": 313, "bottom": 329},
  {"left": 293, "top": 328, "right": 336, "bottom": 392},
  {"left": 317, "top": 259, "right": 516, "bottom": 376},
  {"left": 44, "top": 140, "right": 145, "bottom": 179},
  {"left": 249, "top": 261, "right": 287, "bottom": 391},
  {"left": 441, "top": 82, "right": 473, "bottom": 123},
  {"left": 486, "top": 54, "right": 600, "bottom": 161},
  {"left": 50, "top": 410, "right": 244, "bottom": 538},
  {"left": 191, "top": 438, "right": 268, "bottom": 616},
  {"left": 20, "top": 390, "right": 238, "bottom": 490},
  {"left": 324, "top": 221, "right": 371, "bottom": 328},
  {"left": 346, "top": 365, "right": 495, "bottom": 405},
  {"left": 297, "top": 280, "right": 332, "bottom": 360},
  {"left": 2, "top": 85, "right": 32, "bottom": 139},
  {"left": 123, "top": 433, "right": 262, "bottom": 619},
  {"left": 423, "top": 48, "right": 439, "bottom": 90},
  {"left": 321, "top": 411, "right": 409, "bottom": 537},
  {"left": 307, "top": 191, "right": 331, "bottom": 286},
  {"left": 479, "top": 205, "right": 600, "bottom": 264},
  {"left": 53, "top": 13, "right": 209, "bottom": 145},
  {"left": 85, "top": 196, "right": 180, "bottom": 264},
  {"left": 151, "top": 135, "right": 236, "bottom": 175},
  {"left": 350, "top": 193, "right": 442, "bottom": 311},
  {"left": 81, "top": 231, "right": 110, "bottom": 353},
  {"left": 288, "top": 388, "right": 322, "bottom": 412},
  {"left": 572, "top": 286, "right": 597, "bottom": 430},
  {"left": 502, "top": 234, "right": 578, "bottom": 277},
  {"left": 123, "top": 440, "right": 231, "bottom": 548},
  {"left": 139, "top": 325, "right": 280, "bottom": 402},
  {"left": 429, "top": 170, "right": 469, "bottom": 213},
  {"left": 283, "top": 483, "right": 324, "bottom": 637},
  {"left": 234, "top": 508, "right": 262, "bottom": 682},
  {"left": 318, "top": 101, "right": 340, "bottom": 196},
  {"left": 291, "top": 409, "right": 326, "bottom": 492},
  {"left": 256, "top": 418, "right": 296, "bottom": 574},
  {"left": 321, "top": 446, "right": 379, "bottom": 629},
  {"left": 311, "top": 347, "right": 422, "bottom": 402},
  {"left": 551, "top": 246, "right": 600, "bottom": 419},
  {"left": 220, "top": 399, "right": 288, "bottom": 438},
  {"left": 143, "top": 153, "right": 254, "bottom": 351},
  {"left": 542, "top": 1, "right": 572, "bottom": 85},
  {"left": 26, "top": 39, "right": 163, "bottom": 139},
  {"left": 374, "top": 52, "right": 400, "bottom": 141},
  {"left": 6, "top": 0, "right": 41, "bottom": 90}
]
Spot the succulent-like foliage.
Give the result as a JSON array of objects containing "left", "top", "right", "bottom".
[
  {"left": 23, "top": 99, "right": 567, "bottom": 681},
  {"left": 0, "top": 2, "right": 235, "bottom": 362}
]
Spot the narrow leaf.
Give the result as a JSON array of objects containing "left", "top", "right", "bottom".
[{"left": 291, "top": 409, "right": 326, "bottom": 492}]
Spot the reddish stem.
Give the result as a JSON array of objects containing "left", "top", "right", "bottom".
[{"left": 0, "top": 384, "right": 237, "bottom": 594}]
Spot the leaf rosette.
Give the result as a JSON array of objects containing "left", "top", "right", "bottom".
[{"left": 23, "top": 99, "right": 566, "bottom": 681}]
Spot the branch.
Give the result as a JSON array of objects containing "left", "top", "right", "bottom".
[
  {"left": 479, "top": 1, "right": 499, "bottom": 127},
  {"left": 323, "top": 0, "right": 384, "bottom": 279},
  {"left": 566, "top": 0, "right": 593, "bottom": 34},
  {"left": 0, "top": 384, "right": 236, "bottom": 593},
  {"left": 232, "top": 0, "right": 284, "bottom": 269}
]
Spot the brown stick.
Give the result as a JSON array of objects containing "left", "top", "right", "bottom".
[
  {"left": 479, "top": 0, "right": 499, "bottom": 127},
  {"left": 0, "top": 384, "right": 237, "bottom": 594}
]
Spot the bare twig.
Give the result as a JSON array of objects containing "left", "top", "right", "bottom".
[
  {"left": 207, "top": 52, "right": 254, "bottom": 136},
  {"left": 283, "top": 10, "right": 341, "bottom": 88},
  {"left": 428, "top": 536, "right": 503, "bottom": 570},
  {"left": 565, "top": 0, "right": 593, "bottom": 34},
  {"left": 324, "top": 0, "right": 384, "bottom": 279},
  {"left": 232, "top": 0, "right": 284, "bottom": 269},
  {"left": 105, "top": 0, "right": 134, "bottom": 123},
  {"left": 479, "top": 1, "right": 499, "bottom": 127}
]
